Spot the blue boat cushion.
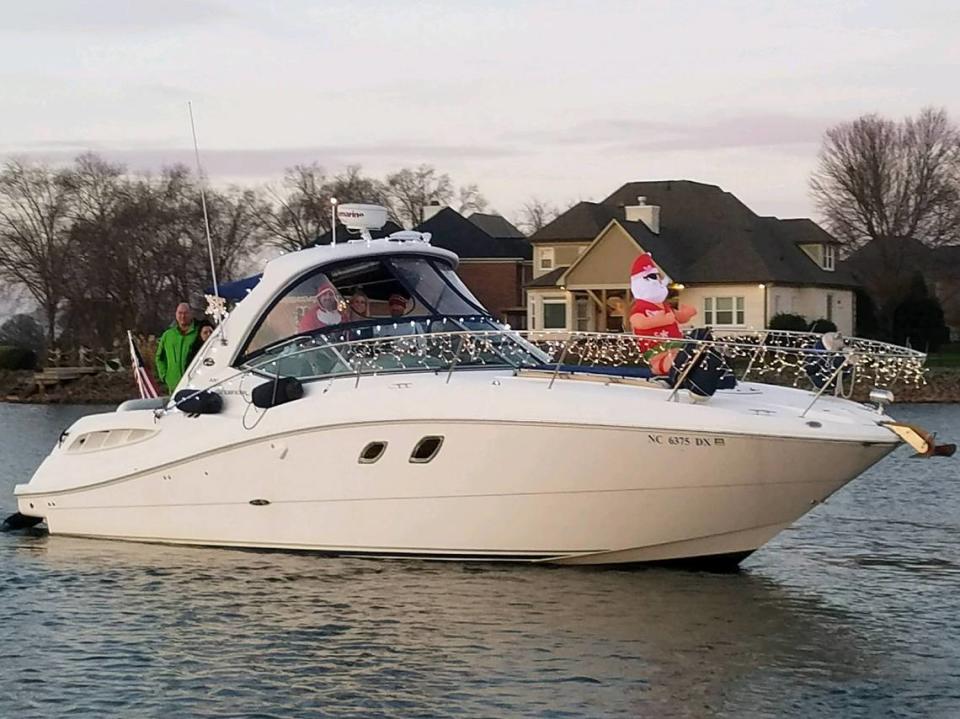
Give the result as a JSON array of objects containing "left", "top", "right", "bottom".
[{"left": 528, "top": 364, "right": 654, "bottom": 379}]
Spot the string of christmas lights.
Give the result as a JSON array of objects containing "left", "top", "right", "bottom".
[{"left": 250, "top": 325, "right": 926, "bottom": 392}]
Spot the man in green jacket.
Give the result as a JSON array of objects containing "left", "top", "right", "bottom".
[{"left": 155, "top": 302, "right": 199, "bottom": 393}]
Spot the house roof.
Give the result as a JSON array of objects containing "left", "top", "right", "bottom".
[
  {"left": 525, "top": 266, "right": 568, "bottom": 289},
  {"left": 416, "top": 207, "right": 532, "bottom": 260},
  {"left": 528, "top": 201, "right": 620, "bottom": 243},
  {"left": 468, "top": 212, "right": 526, "bottom": 239},
  {"left": 843, "top": 237, "right": 960, "bottom": 284},
  {"left": 531, "top": 180, "right": 857, "bottom": 288}
]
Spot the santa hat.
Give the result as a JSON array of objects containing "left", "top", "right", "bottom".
[{"left": 631, "top": 253, "right": 657, "bottom": 279}]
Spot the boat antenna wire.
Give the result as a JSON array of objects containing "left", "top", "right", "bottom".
[{"left": 188, "top": 102, "right": 221, "bottom": 315}]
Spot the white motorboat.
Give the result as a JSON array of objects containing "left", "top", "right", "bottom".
[{"left": 9, "top": 205, "right": 946, "bottom": 569}]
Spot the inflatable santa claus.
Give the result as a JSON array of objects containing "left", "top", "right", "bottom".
[{"left": 628, "top": 252, "right": 697, "bottom": 375}]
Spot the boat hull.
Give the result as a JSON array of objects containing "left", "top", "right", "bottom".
[{"left": 16, "top": 419, "right": 896, "bottom": 566}]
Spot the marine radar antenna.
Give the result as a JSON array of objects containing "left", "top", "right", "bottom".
[{"left": 336, "top": 204, "right": 388, "bottom": 244}]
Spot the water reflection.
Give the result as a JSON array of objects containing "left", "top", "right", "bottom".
[
  {"left": 3, "top": 403, "right": 959, "bottom": 717},
  {"left": 4, "top": 532, "right": 879, "bottom": 718}
]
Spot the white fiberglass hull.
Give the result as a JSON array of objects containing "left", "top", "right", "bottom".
[{"left": 14, "top": 372, "right": 899, "bottom": 567}]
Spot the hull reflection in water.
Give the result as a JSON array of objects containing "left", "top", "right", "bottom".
[{"left": 4, "top": 534, "right": 880, "bottom": 716}]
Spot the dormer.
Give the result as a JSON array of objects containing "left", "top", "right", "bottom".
[{"left": 799, "top": 242, "right": 836, "bottom": 271}]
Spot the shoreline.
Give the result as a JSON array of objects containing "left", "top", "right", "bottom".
[{"left": 3, "top": 367, "right": 960, "bottom": 405}]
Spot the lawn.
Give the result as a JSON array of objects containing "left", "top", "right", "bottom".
[{"left": 925, "top": 342, "right": 960, "bottom": 367}]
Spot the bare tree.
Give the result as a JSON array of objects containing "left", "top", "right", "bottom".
[
  {"left": 385, "top": 165, "right": 454, "bottom": 227},
  {"left": 516, "top": 197, "right": 561, "bottom": 235},
  {"left": 812, "top": 107, "right": 960, "bottom": 331},
  {"left": 0, "top": 159, "right": 76, "bottom": 344},
  {"left": 328, "top": 165, "right": 389, "bottom": 207},
  {"left": 257, "top": 164, "right": 333, "bottom": 251},
  {"left": 812, "top": 108, "right": 960, "bottom": 250},
  {"left": 456, "top": 183, "right": 488, "bottom": 216}
]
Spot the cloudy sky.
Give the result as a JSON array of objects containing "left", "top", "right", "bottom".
[{"left": 2, "top": 0, "right": 958, "bottom": 222}]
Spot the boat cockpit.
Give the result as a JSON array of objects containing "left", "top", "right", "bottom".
[{"left": 237, "top": 252, "right": 549, "bottom": 381}]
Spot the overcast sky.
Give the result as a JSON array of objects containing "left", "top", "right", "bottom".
[{"left": 2, "top": 0, "right": 958, "bottom": 223}]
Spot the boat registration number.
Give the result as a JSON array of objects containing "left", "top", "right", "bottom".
[{"left": 648, "top": 434, "right": 726, "bottom": 447}]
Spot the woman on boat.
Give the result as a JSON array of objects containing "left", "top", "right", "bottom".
[{"left": 346, "top": 289, "right": 370, "bottom": 323}]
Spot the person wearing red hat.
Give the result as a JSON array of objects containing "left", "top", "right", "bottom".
[
  {"left": 387, "top": 292, "right": 409, "bottom": 318},
  {"left": 628, "top": 252, "right": 696, "bottom": 374}
]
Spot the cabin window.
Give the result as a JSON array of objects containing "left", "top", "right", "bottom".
[
  {"left": 703, "top": 296, "right": 745, "bottom": 326},
  {"left": 359, "top": 441, "right": 388, "bottom": 464},
  {"left": 410, "top": 436, "right": 444, "bottom": 463}
]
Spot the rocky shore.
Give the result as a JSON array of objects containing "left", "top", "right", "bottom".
[
  {"left": 3, "top": 367, "right": 960, "bottom": 406},
  {"left": 1, "top": 369, "right": 138, "bottom": 405}
]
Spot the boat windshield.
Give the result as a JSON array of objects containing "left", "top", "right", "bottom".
[
  {"left": 239, "top": 255, "right": 549, "bottom": 377},
  {"left": 241, "top": 256, "right": 485, "bottom": 358}
]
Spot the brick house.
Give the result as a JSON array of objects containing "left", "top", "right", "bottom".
[{"left": 415, "top": 208, "right": 532, "bottom": 328}]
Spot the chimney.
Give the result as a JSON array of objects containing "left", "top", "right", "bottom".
[
  {"left": 624, "top": 195, "right": 660, "bottom": 234},
  {"left": 422, "top": 200, "right": 444, "bottom": 222}
]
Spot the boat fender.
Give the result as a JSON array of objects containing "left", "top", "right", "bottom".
[
  {"left": 173, "top": 389, "right": 224, "bottom": 415},
  {"left": 1, "top": 512, "right": 43, "bottom": 532},
  {"left": 252, "top": 376, "right": 304, "bottom": 409}
]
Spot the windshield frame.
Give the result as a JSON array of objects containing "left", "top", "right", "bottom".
[{"left": 235, "top": 253, "right": 491, "bottom": 366}]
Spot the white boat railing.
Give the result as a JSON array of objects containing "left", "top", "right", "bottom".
[
  {"left": 236, "top": 327, "right": 926, "bottom": 393},
  {"left": 164, "top": 326, "right": 927, "bottom": 419}
]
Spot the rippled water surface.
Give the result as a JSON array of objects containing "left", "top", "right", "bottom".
[{"left": 2, "top": 403, "right": 959, "bottom": 718}]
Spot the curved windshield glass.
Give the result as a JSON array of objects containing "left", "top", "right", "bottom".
[{"left": 241, "top": 255, "right": 491, "bottom": 360}]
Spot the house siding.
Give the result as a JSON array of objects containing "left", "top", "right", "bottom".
[
  {"left": 677, "top": 285, "right": 766, "bottom": 330},
  {"left": 769, "top": 287, "right": 854, "bottom": 335}
]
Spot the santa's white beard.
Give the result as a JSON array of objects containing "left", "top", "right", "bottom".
[
  {"left": 316, "top": 307, "right": 342, "bottom": 325},
  {"left": 631, "top": 276, "right": 668, "bottom": 303}
]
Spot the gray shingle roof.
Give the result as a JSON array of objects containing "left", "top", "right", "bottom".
[
  {"left": 416, "top": 208, "right": 532, "bottom": 260},
  {"left": 525, "top": 266, "right": 568, "bottom": 289},
  {"left": 529, "top": 202, "right": 620, "bottom": 243},
  {"left": 468, "top": 212, "right": 526, "bottom": 239}
]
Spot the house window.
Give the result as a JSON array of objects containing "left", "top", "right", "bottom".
[
  {"left": 826, "top": 293, "right": 834, "bottom": 321},
  {"left": 574, "top": 296, "right": 591, "bottom": 331},
  {"left": 539, "top": 247, "right": 555, "bottom": 272},
  {"left": 542, "top": 299, "right": 567, "bottom": 329},
  {"left": 703, "top": 296, "right": 745, "bottom": 326},
  {"left": 823, "top": 244, "right": 835, "bottom": 271}
]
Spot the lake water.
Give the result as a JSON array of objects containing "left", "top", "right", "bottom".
[{"left": 1, "top": 403, "right": 958, "bottom": 718}]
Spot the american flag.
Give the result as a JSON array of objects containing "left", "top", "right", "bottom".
[{"left": 127, "top": 330, "right": 160, "bottom": 399}]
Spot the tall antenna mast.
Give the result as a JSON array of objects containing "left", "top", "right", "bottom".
[{"left": 188, "top": 101, "right": 219, "bottom": 304}]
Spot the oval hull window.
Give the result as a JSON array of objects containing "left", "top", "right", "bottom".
[
  {"left": 410, "top": 436, "right": 444, "bottom": 463},
  {"left": 359, "top": 441, "right": 388, "bottom": 464}
]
